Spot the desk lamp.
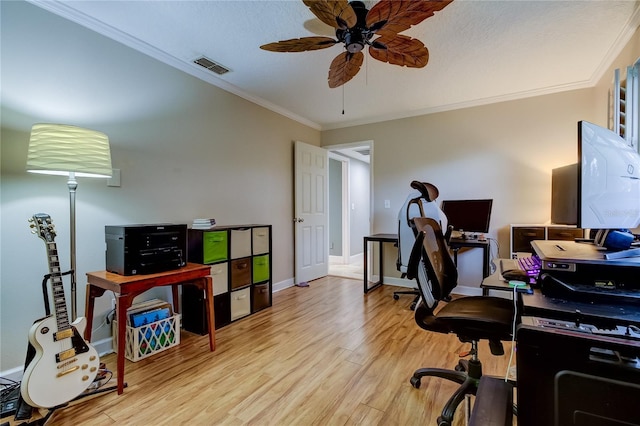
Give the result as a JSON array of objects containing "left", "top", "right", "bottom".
[{"left": 26, "top": 123, "right": 112, "bottom": 321}]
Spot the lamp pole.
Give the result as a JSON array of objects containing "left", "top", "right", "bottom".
[{"left": 68, "top": 172, "right": 78, "bottom": 321}]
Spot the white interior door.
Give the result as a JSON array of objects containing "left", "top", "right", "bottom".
[{"left": 294, "top": 141, "right": 329, "bottom": 284}]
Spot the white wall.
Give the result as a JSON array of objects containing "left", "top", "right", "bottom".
[
  {"left": 348, "top": 158, "right": 370, "bottom": 257},
  {"left": 1, "top": 2, "right": 320, "bottom": 373},
  {"left": 321, "top": 24, "right": 640, "bottom": 287}
]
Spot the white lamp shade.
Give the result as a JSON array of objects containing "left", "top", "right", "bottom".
[{"left": 26, "top": 123, "right": 112, "bottom": 178}]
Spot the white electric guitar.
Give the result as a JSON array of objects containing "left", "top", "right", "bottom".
[{"left": 21, "top": 213, "right": 100, "bottom": 408}]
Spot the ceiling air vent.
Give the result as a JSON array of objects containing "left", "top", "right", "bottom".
[
  {"left": 355, "top": 148, "right": 370, "bottom": 156},
  {"left": 194, "top": 56, "right": 230, "bottom": 75}
]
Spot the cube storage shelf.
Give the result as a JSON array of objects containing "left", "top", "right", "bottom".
[
  {"left": 113, "top": 314, "right": 181, "bottom": 362},
  {"left": 510, "top": 224, "right": 585, "bottom": 258},
  {"left": 184, "top": 224, "right": 272, "bottom": 332}
]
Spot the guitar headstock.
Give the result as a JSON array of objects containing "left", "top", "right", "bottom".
[{"left": 29, "top": 213, "right": 56, "bottom": 242}]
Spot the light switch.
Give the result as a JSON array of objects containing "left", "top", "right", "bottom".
[{"left": 384, "top": 200, "right": 390, "bottom": 209}]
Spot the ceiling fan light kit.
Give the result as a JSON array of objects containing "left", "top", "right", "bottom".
[{"left": 260, "top": 0, "right": 454, "bottom": 88}]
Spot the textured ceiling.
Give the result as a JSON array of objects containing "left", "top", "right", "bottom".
[{"left": 16, "top": 1, "right": 640, "bottom": 130}]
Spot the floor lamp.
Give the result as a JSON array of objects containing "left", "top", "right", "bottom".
[{"left": 26, "top": 123, "right": 112, "bottom": 321}]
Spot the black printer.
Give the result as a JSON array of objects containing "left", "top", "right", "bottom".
[{"left": 105, "top": 224, "right": 187, "bottom": 275}]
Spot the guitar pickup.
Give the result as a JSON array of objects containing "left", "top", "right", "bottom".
[
  {"left": 56, "top": 348, "right": 77, "bottom": 362},
  {"left": 54, "top": 328, "right": 74, "bottom": 341}
]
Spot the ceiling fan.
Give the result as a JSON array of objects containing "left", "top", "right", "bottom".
[{"left": 260, "top": 0, "right": 454, "bottom": 88}]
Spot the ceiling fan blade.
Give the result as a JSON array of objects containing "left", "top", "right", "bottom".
[
  {"left": 328, "top": 51, "right": 364, "bottom": 88},
  {"left": 260, "top": 36, "right": 338, "bottom": 52},
  {"left": 303, "top": 0, "right": 357, "bottom": 29},
  {"left": 366, "top": 0, "right": 454, "bottom": 38},
  {"left": 303, "top": 18, "right": 336, "bottom": 36},
  {"left": 368, "top": 35, "right": 429, "bottom": 68}
]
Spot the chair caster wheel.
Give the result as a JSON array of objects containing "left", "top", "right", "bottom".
[
  {"left": 393, "top": 294, "right": 399, "bottom": 300},
  {"left": 437, "top": 416, "right": 450, "bottom": 426},
  {"left": 454, "top": 364, "right": 464, "bottom": 372},
  {"left": 410, "top": 376, "right": 421, "bottom": 388},
  {"left": 410, "top": 301, "right": 417, "bottom": 310}
]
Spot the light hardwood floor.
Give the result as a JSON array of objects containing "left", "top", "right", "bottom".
[{"left": 48, "top": 276, "right": 515, "bottom": 425}]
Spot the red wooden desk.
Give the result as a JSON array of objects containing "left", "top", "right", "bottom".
[{"left": 84, "top": 263, "right": 215, "bottom": 394}]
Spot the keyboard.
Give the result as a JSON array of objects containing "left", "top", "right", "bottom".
[{"left": 500, "top": 256, "right": 541, "bottom": 277}]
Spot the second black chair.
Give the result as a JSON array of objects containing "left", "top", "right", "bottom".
[{"left": 406, "top": 217, "right": 516, "bottom": 426}]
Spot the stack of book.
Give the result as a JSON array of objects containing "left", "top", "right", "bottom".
[
  {"left": 127, "top": 299, "right": 172, "bottom": 328},
  {"left": 192, "top": 218, "right": 216, "bottom": 230}
]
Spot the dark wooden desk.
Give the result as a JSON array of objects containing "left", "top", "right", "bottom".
[
  {"left": 481, "top": 269, "right": 533, "bottom": 295},
  {"left": 448, "top": 237, "right": 491, "bottom": 279},
  {"left": 363, "top": 233, "right": 398, "bottom": 293},
  {"left": 482, "top": 267, "right": 640, "bottom": 327},
  {"left": 520, "top": 290, "right": 640, "bottom": 328},
  {"left": 84, "top": 263, "right": 215, "bottom": 394}
]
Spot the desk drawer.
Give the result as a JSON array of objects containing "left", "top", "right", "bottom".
[
  {"left": 512, "top": 227, "right": 545, "bottom": 253},
  {"left": 547, "top": 227, "right": 583, "bottom": 241}
]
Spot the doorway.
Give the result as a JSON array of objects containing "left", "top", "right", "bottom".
[{"left": 326, "top": 141, "right": 372, "bottom": 280}]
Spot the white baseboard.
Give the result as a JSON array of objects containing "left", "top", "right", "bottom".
[
  {"left": 94, "top": 336, "right": 116, "bottom": 357},
  {"left": 382, "top": 276, "right": 415, "bottom": 288},
  {"left": 451, "top": 286, "right": 483, "bottom": 297},
  {"left": 1, "top": 365, "right": 23, "bottom": 382},
  {"left": 350, "top": 252, "right": 363, "bottom": 264},
  {"left": 273, "top": 278, "right": 295, "bottom": 293},
  {"left": 330, "top": 253, "right": 364, "bottom": 265},
  {"left": 378, "top": 277, "right": 482, "bottom": 297},
  {"left": 1, "top": 337, "right": 117, "bottom": 383}
]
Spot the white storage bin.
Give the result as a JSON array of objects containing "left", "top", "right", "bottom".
[
  {"left": 230, "top": 228, "right": 251, "bottom": 259},
  {"left": 230, "top": 287, "right": 251, "bottom": 321},
  {"left": 113, "top": 314, "right": 181, "bottom": 362},
  {"left": 252, "top": 227, "right": 270, "bottom": 255},
  {"left": 209, "top": 262, "right": 229, "bottom": 296}
]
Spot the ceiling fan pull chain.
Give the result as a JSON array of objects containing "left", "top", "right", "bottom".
[{"left": 342, "top": 84, "right": 345, "bottom": 115}]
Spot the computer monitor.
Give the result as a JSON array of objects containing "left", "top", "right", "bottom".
[
  {"left": 577, "top": 120, "right": 640, "bottom": 230},
  {"left": 551, "top": 163, "right": 578, "bottom": 225},
  {"left": 440, "top": 199, "right": 493, "bottom": 234}
]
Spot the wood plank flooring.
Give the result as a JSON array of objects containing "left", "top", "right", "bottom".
[{"left": 47, "top": 276, "right": 515, "bottom": 425}]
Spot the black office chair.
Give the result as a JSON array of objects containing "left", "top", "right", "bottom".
[
  {"left": 394, "top": 181, "right": 451, "bottom": 309},
  {"left": 406, "top": 217, "right": 515, "bottom": 426}
]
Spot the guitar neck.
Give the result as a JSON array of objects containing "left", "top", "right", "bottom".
[{"left": 45, "top": 241, "right": 71, "bottom": 331}]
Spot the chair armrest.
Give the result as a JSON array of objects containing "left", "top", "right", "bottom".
[{"left": 468, "top": 376, "right": 513, "bottom": 426}]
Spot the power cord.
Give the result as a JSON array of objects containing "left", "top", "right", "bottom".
[
  {"left": 504, "top": 284, "right": 519, "bottom": 382},
  {"left": 487, "top": 237, "right": 500, "bottom": 275},
  {"left": 91, "top": 290, "right": 116, "bottom": 333}
]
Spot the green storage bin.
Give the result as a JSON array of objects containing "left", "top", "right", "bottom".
[
  {"left": 253, "top": 254, "right": 269, "bottom": 283},
  {"left": 203, "top": 231, "right": 228, "bottom": 264}
]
